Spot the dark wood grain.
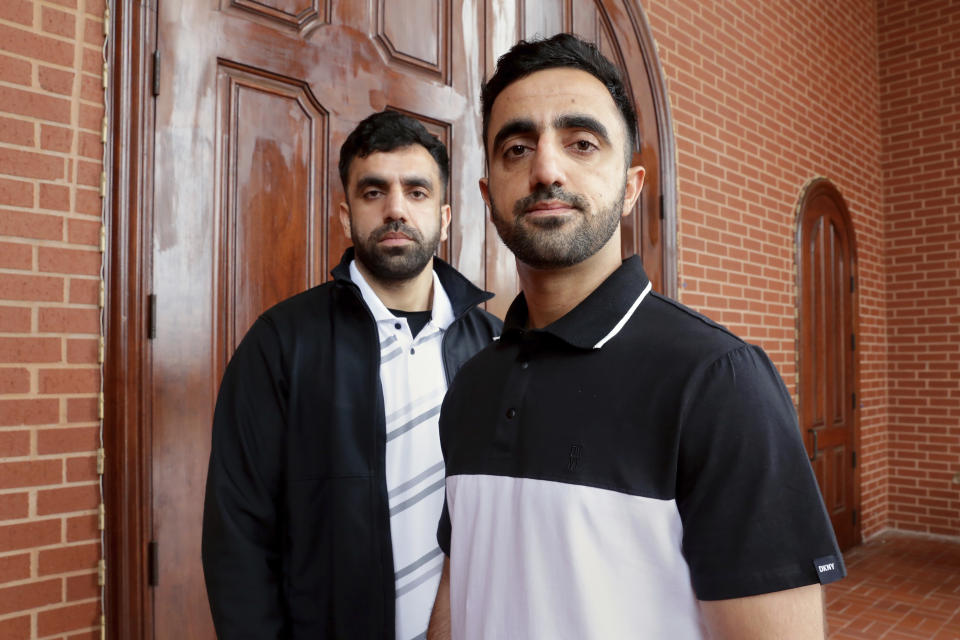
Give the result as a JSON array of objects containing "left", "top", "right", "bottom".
[{"left": 103, "top": 0, "right": 156, "bottom": 637}]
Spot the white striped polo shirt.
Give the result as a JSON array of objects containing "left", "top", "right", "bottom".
[{"left": 351, "top": 260, "right": 453, "bottom": 640}]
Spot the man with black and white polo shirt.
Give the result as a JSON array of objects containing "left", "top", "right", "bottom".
[
  {"left": 202, "top": 111, "right": 501, "bottom": 639},
  {"left": 427, "top": 35, "right": 843, "bottom": 640}
]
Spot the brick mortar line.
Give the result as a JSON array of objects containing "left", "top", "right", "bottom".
[
  {"left": 0, "top": 107, "right": 103, "bottom": 134},
  {"left": 0, "top": 513, "right": 101, "bottom": 525},
  {"left": 0, "top": 78, "right": 103, "bottom": 109},
  {"left": 0, "top": 128, "right": 102, "bottom": 154}
]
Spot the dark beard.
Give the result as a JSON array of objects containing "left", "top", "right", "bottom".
[
  {"left": 352, "top": 219, "right": 441, "bottom": 281},
  {"left": 491, "top": 183, "right": 625, "bottom": 269}
]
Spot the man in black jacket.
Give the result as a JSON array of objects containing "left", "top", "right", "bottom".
[{"left": 202, "top": 111, "right": 501, "bottom": 639}]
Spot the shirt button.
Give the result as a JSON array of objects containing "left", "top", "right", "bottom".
[
  {"left": 505, "top": 408, "right": 517, "bottom": 419},
  {"left": 410, "top": 347, "right": 415, "bottom": 355},
  {"left": 519, "top": 361, "right": 529, "bottom": 370},
  {"left": 394, "top": 322, "right": 402, "bottom": 330}
]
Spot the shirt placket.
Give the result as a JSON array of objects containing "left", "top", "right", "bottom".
[{"left": 490, "top": 331, "right": 537, "bottom": 456}]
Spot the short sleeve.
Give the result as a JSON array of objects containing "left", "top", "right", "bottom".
[{"left": 676, "top": 344, "right": 845, "bottom": 600}]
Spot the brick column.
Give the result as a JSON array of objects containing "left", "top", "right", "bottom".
[{"left": 0, "top": 0, "right": 106, "bottom": 637}]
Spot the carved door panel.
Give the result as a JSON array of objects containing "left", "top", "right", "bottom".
[
  {"left": 797, "top": 179, "right": 860, "bottom": 551},
  {"left": 150, "top": 1, "right": 486, "bottom": 636}
]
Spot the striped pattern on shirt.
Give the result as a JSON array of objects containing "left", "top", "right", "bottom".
[{"left": 350, "top": 261, "right": 453, "bottom": 640}]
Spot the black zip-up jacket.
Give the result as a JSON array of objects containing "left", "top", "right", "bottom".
[{"left": 202, "top": 249, "right": 501, "bottom": 639}]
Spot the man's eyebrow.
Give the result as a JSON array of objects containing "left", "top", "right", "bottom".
[
  {"left": 354, "top": 174, "right": 435, "bottom": 194},
  {"left": 400, "top": 175, "right": 433, "bottom": 191},
  {"left": 491, "top": 118, "right": 538, "bottom": 152},
  {"left": 491, "top": 115, "right": 612, "bottom": 151},
  {"left": 555, "top": 114, "right": 610, "bottom": 146},
  {"left": 354, "top": 175, "right": 389, "bottom": 192}
]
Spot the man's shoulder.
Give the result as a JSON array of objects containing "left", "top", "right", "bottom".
[
  {"left": 233, "top": 280, "right": 373, "bottom": 357},
  {"left": 623, "top": 291, "right": 749, "bottom": 363},
  {"left": 638, "top": 292, "right": 746, "bottom": 348},
  {"left": 257, "top": 279, "right": 352, "bottom": 326}
]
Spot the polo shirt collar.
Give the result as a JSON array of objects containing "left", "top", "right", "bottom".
[
  {"left": 349, "top": 259, "right": 456, "bottom": 331},
  {"left": 502, "top": 255, "right": 653, "bottom": 350}
]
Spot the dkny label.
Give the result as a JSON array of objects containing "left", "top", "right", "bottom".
[{"left": 814, "top": 555, "right": 843, "bottom": 584}]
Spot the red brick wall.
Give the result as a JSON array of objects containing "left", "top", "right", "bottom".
[
  {"left": 879, "top": 0, "right": 960, "bottom": 537},
  {"left": 643, "top": 0, "right": 891, "bottom": 538},
  {"left": 1, "top": 0, "right": 957, "bottom": 634},
  {"left": 0, "top": 0, "right": 105, "bottom": 637}
]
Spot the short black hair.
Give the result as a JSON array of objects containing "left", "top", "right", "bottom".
[
  {"left": 338, "top": 110, "right": 449, "bottom": 199},
  {"left": 481, "top": 33, "right": 639, "bottom": 163}
]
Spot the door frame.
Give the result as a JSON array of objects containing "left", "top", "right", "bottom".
[
  {"left": 624, "top": 1, "right": 678, "bottom": 299},
  {"left": 103, "top": 0, "right": 156, "bottom": 636},
  {"left": 103, "top": 1, "right": 678, "bottom": 636},
  {"left": 794, "top": 176, "right": 862, "bottom": 549}
]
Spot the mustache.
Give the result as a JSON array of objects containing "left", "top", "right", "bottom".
[
  {"left": 371, "top": 220, "right": 423, "bottom": 243},
  {"left": 513, "top": 185, "right": 588, "bottom": 216}
]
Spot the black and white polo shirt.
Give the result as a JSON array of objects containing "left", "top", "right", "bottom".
[{"left": 437, "top": 256, "right": 844, "bottom": 639}]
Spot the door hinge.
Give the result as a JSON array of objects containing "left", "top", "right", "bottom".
[
  {"left": 851, "top": 450, "right": 857, "bottom": 468},
  {"left": 851, "top": 333, "right": 856, "bottom": 351},
  {"left": 659, "top": 193, "right": 664, "bottom": 220},
  {"left": 148, "top": 540, "right": 159, "bottom": 586},
  {"left": 147, "top": 294, "right": 157, "bottom": 339},
  {"left": 152, "top": 50, "right": 161, "bottom": 97},
  {"left": 850, "top": 275, "right": 855, "bottom": 293},
  {"left": 852, "top": 509, "right": 858, "bottom": 526},
  {"left": 852, "top": 391, "right": 857, "bottom": 410}
]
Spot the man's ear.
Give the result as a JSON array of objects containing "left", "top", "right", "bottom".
[
  {"left": 479, "top": 177, "right": 491, "bottom": 212},
  {"left": 439, "top": 204, "right": 451, "bottom": 242},
  {"left": 338, "top": 200, "right": 352, "bottom": 240},
  {"left": 621, "top": 165, "right": 645, "bottom": 217}
]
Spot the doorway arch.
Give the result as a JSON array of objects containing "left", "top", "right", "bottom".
[{"left": 795, "top": 177, "right": 861, "bottom": 551}]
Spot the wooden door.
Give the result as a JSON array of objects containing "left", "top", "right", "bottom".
[
  {"left": 141, "top": 1, "right": 673, "bottom": 637},
  {"left": 796, "top": 178, "right": 860, "bottom": 551},
  {"left": 150, "top": 2, "right": 490, "bottom": 636}
]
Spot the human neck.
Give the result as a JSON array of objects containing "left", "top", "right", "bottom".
[
  {"left": 517, "top": 234, "right": 622, "bottom": 329},
  {"left": 354, "top": 258, "right": 435, "bottom": 312}
]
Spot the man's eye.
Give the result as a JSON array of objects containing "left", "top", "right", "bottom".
[
  {"left": 571, "top": 140, "right": 597, "bottom": 152},
  {"left": 505, "top": 144, "right": 528, "bottom": 158},
  {"left": 409, "top": 190, "right": 428, "bottom": 199},
  {"left": 363, "top": 189, "right": 383, "bottom": 198}
]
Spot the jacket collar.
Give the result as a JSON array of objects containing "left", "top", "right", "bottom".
[
  {"left": 348, "top": 259, "right": 456, "bottom": 330},
  {"left": 331, "top": 247, "right": 494, "bottom": 318},
  {"left": 501, "top": 256, "right": 652, "bottom": 350}
]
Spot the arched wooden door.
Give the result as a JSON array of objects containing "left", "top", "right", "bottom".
[
  {"left": 796, "top": 178, "right": 860, "bottom": 551},
  {"left": 110, "top": 0, "right": 675, "bottom": 637}
]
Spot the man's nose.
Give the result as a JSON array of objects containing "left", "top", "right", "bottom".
[
  {"left": 529, "top": 140, "right": 566, "bottom": 190},
  {"left": 384, "top": 187, "right": 406, "bottom": 221}
]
